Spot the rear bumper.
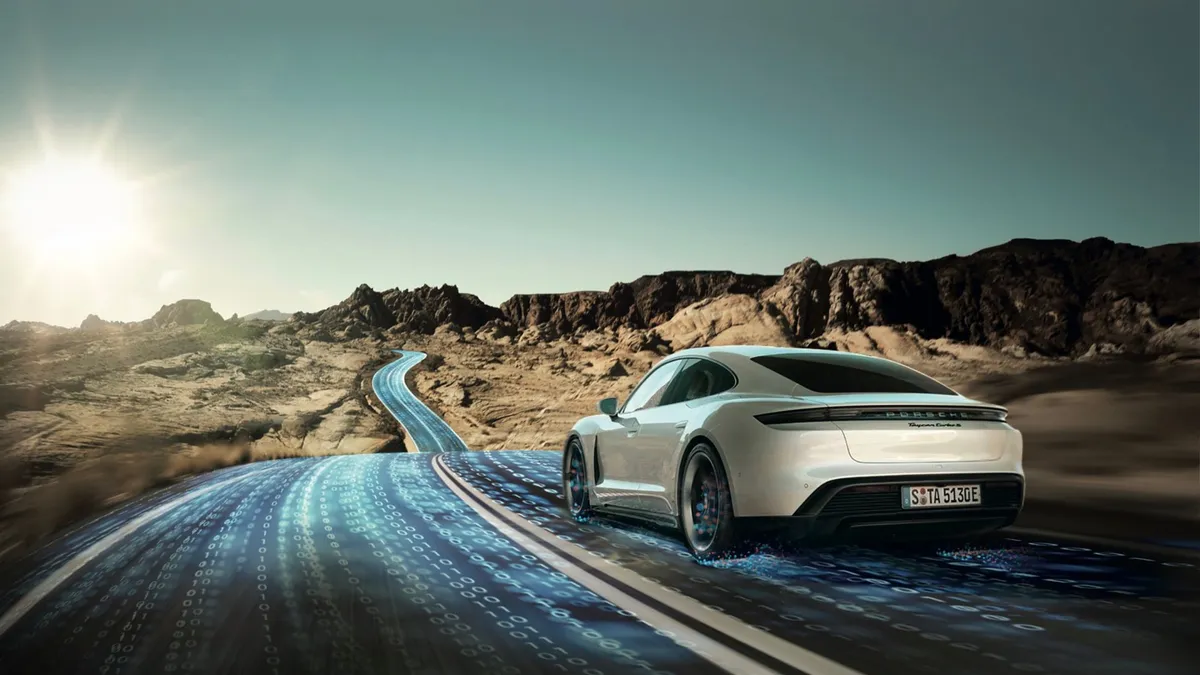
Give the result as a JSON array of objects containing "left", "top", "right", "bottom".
[
  {"left": 738, "top": 473, "right": 1024, "bottom": 543},
  {"left": 706, "top": 411, "right": 1024, "bottom": 518}
]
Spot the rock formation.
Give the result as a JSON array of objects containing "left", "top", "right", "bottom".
[
  {"left": 293, "top": 283, "right": 501, "bottom": 336},
  {"left": 79, "top": 314, "right": 116, "bottom": 332},
  {"left": 148, "top": 299, "right": 224, "bottom": 329},
  {"left": 0, "top": 320, "right": 69, "bottom": 335},
  {"left": 382, "top": 284, "right": 502, "bottom": 332},
  {"left": 500, "top": 271, "right": 778, "bottom": 335},
  {"left": 242, "top": 310, "right": 292, "bottom": 322}
]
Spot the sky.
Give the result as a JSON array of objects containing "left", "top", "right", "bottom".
[{"left": 0, "top": 0, "right": 1196, "bottom": 327}]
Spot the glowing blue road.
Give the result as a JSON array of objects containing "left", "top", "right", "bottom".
[
  {"left": 372, "top": 351, "right": 468, "bottom": 453},
  {"left": 442, "top": 450, "right": 1199, "bottom": 675},
  {"left": 0, "top": 352, "right": 719, "bottom": 675},
  {"left": 0, "top": 351, "right": 1193, "bottom": 675}
]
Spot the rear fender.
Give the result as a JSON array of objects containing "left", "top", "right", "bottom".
[
  {"left": 677, "top": 430, "right": 740, "bottom": 517},
  {"left": 690, "top": 398, "right": 849, "bottom": 518},
  {"left": 677, "top": 401, "right": 741, "bottom": 516}
]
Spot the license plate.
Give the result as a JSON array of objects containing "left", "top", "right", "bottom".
[{"left": 902, "top": 484, "right": 981, "bottom": 509}]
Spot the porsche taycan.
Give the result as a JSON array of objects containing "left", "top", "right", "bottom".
[{"left": 562, "top": 346, "right": 1024, "bottom": 559}]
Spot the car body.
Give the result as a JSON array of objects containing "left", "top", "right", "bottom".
[{"left": 561, "top": 345, "right": 1024, "bottom": 558}]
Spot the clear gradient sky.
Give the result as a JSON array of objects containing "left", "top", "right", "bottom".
[{"left": 0, "top": 0, "right": 1196, "bottom": 327}]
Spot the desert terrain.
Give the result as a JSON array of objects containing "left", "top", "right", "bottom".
[
  {"left": 1, "top": 237, "right": 1197, "bottom": 563},
  {"left": 0, "top": 303, "right": 406, "bottom": 560}
]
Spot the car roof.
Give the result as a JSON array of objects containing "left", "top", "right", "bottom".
[
  {"left": 668, "top": 345, "right": 852, "bottom": 360},
  {"left": 664, "top": 344, "right": 909, "bottom": 376}
]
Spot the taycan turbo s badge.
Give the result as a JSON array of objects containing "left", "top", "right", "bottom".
[{"left": 908, "top": 421, "right": 963, "bottom": 428}]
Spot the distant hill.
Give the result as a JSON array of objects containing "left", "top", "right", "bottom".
[
  {"left": 242, "top": 310, "right": 292, "bottom": 322},
  {"left": 0, "top": 320, "right": 70, "bottom": 335},
  {"left": 77, "top": 299, "right": 225, "bottom": 333}
]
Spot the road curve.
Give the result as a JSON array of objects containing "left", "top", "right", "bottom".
[
  {"left": 372, "top": 351, "right": 468, "bottom": 454},
  {"left": 0, "top": 351, "right": 1194, "bottom": 675}
]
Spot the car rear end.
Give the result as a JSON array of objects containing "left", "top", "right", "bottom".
[{"left": 717, "top": 350, "right": 1025, "bottom": 544}]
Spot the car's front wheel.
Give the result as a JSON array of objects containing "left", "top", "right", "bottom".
[
  {"left": 679, "top": 442, "right": 740, "bottom": 560},
  {"left": 563, "top": 437, "right": 593, "bottom": 521}
]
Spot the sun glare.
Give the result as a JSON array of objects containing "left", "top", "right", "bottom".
[{"left": 1, "top": 157, "right": 144, "bottom": 264}]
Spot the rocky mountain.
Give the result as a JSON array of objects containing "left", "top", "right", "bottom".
[
  {"left": 0, "top": 321, "right": 74, "bottom": 355},
  {"left": 292, "top": 284, "right": 501, "bottom": 337},
  {"left": 74, "top": 300, "right": 225, "bottom": 333},
  {"left": 242, "top": 309, "right": 292, "bottom": 322},
  {"left": 149, "top": 299, "right": 224, "bottom": 329},
  {"left": 0, "top": 320, "right": 69, "bottom": 335},
  {"left": 79, "top": 314, "right": 133, "bottom": 332},
  {"left": 3, "top": 300, "right": 228, "bottom": 336},
  {"left": 382, "top": 284, "right": 502, "bottom": 332},
  {"left": 803, "top": 238, "right": 1197, "bottom": 356},
  {"left": 292, "top": 237, "right": 1200, "bottom": 357}
]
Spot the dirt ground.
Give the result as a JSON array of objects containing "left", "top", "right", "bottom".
[
  {"left": 960, "top": 360, "right": 1200, "bottom": 524},
  {"left": 0, "top": 321, "right": 404, "bottom": 561}
]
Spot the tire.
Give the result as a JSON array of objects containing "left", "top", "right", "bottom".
[
  {"left": 678, "top": 442, "right": 740, "bottom": 560},
  {"left": 562, "top": 437, "right": 593, "bottom": 521}
]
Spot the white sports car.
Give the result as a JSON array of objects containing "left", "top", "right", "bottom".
[{"left": 562, "top": 346, "right": 1024, "bottom": 559}]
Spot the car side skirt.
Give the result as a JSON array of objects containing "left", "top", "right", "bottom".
[{"left": 591, "top": 503, "right": 681, "bottom": 530}]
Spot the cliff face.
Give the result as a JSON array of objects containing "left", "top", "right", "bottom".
[
  {"left": 499, "top": 271, "right": 779, "bottom": 335},
  {"left": 803, "top": 238, "right": 1197, "bottom": 355},
  {"left": 294, "top": 238, "right": 1198, "bottom": 357}
]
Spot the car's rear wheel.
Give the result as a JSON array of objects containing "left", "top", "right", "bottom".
[
  {"left": 679, "top": 442, "right": 739, "bottom": 560},
  {"left": 563, "top": 438, "right": 592, "bottom": 521}
]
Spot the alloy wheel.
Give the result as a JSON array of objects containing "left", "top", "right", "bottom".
[{"left": 682, "top": 453, "right": 720, "bottom": 551}]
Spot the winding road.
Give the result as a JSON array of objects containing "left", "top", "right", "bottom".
[{"left": 0, "top": 351, "right": 1194, "bottom": 674}]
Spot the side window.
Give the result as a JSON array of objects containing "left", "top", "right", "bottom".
[
  {"left": 622, "top": 359, "right": 685, "bottom": 414},
  {"left": 662, "top": 358, "right": 736, "bottom": 406}
]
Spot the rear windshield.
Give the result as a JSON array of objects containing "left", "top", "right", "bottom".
[{"left": 751, "top": 354, "right": 956, "bottom": 395}]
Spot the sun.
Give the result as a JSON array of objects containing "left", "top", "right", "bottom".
[{"left": 1, "top": 156, "right": 144, "bottom": 266}]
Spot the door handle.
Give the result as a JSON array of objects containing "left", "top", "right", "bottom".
[
  {"left": 674, "top": 421, "right": 687, "bottom": 429},
  {"left": 626, "top": 430, "right": 638, "bottom": 437}
]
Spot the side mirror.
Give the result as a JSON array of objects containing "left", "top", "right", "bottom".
[{"left": 597, "top": 397, "right": 618, "bottom": 416}]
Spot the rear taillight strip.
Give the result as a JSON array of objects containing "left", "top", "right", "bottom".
[
  {"left": 755, "top": 408, "right": 830, "bottom": 424},
  {"left": 755, "top": 406, "right": 1007, "bottom": 425}
]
